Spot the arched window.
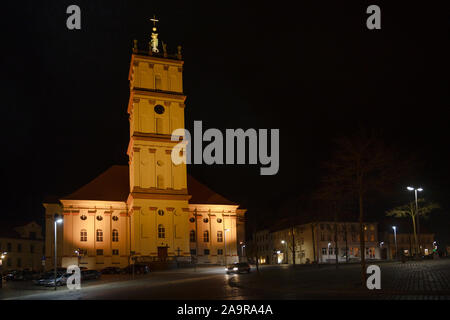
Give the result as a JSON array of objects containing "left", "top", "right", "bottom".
[
  {"left": 190, "top": 230, "right": 196, "bottom": 242},
  {"left": 217, "top": 231, "right": 223, "bottom": 242},
  {"left": 80, "top": 229, "right": 87, "bottom": 242},
  {"left": 158, "top": 224, "right": 165, "bottom": 239},
  {"left": 203, "top": 231, "right": 209, "bottom": 243},
  {"left": 157, "top": 175, "right": 164, "bottom": 189},
  {"left": 96, "top": 229, "right": 103, "bottom": 242},
  {"left": 112, "top": 229, "right": 119, "bottom": 242}
]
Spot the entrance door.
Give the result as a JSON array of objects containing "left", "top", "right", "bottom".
[{"left": 158, "top": 247, "right": 168, "bottom": 261}]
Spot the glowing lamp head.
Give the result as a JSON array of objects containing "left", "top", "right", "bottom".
[
  {"left": 281, "top": 240, "right": 285, "bottom": 244},
  {"left": 392, "top": 226, "right": 396, "bottom": 231},
  {"left": 417, "top": 188, "right": 423, "bottom": 192}
]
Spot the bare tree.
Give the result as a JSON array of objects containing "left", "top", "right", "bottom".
[
  {"left": 321, "top": 130, "right": 408, "bottom": 284},
  {"left": 386, "top": 198, "right": 440, "bottom": 256}
]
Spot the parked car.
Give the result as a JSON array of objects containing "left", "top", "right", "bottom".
[
  {"left": 100, "top": 267, "right": 122, "bottom": 274},
  {"left": 225, "top": 262, "right": 251, "bottom": 274},
  {"left": 81, "top": 269, "right": 101, "bottom": 280},
  {"left": 3, "top": 270, "right": 20, "bottom": 281},
  {"left": 42, "top": 273, "right": 72, "bottom": 287},
  {"left": 121, "top": 264, "right": 150, "bottom": 275},
  {"left": 34, "top": 271, "right": 66, "bottom": 286}
]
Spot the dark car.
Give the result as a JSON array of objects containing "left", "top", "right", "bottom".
[
  {"left": 3, "top": 270, "right": 20, "bottom": 281},
  {"left": 225, "top": 262, "right": 251, "bottom": 274},
  {"left": 121, "top": 264, "right": 150, "bottom": 275},
  {"left": 100, "top": 267, "right": 122, "bottom": 274},
  {"left": 81, "top": 269, "right": 101, "bottom": 280}
]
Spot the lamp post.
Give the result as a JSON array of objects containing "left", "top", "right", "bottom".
[
  {"left": 407, "top": 186, "right": 423, "bottom": 256},
  {"left": 0, "top": 252, "right": 7, "bottom": 289},
  {"left": 224, "top": 229, "right": 230, "bottom": 266},
  {"left": 392, "top": 226, "right": 398, "bottom": 260},
  {"left": 54, "top": 214, "right": 63, "bottom": 290},
  {"left": 281, "top": 240, "right": 288, "bottom": 264}
]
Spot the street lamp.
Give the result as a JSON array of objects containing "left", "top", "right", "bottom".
[
  {"left": 0, "top": 252, "right": 7, "bottom": 289},
  {"left": 224, "top": 229, "right": 230, "bottom": 266},
  {"left": 54, "top": 214, "right": 63, "bottom": 290},
  {"left": 392, "top": 226, "right": 398, "bottom": 260},
  {"left": 407, "top": 186, "right": 423, "bottom": 256}
]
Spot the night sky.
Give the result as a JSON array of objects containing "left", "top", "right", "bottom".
[{"left": 1, "top": 2, "right": 449, "bottom": 241}]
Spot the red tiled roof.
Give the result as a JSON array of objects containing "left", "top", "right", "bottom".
[
  {"left": 60, "top": 165, "right": 237, "bottom": 206},
  {"left": 61, "top": 165, "right": 129, "bottom": 202}
]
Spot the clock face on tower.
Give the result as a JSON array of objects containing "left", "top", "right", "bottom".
[{"left": 154, "top": 105, "right": 165, "bottom": 114}]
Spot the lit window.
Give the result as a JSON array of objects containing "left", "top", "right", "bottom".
[
  {"left": 217, "top": 231, "right": 223, "bottom": 242},
  {"left": 112, "top": 229, "right": 119, "bottom": 242},
  {"left": 96, "top": 229, "right": 103, "bottom": 242},
  {"left": 158, "top": 224, "right": 165, "bottom": 239},
  {"left": 80, "top": 230, "right": 87, "bottom": 242}
]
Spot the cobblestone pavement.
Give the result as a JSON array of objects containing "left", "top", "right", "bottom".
[{"left": 1, "top": 259, "right": 450, "bottom": 300}]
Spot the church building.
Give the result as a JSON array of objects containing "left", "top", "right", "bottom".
[{"left": 43, "top": 21, "right": 246, "bottom": 270}]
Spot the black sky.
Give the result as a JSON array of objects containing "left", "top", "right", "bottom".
[{"left": 1, "top": 1, "right": 449, "bottom": 239}]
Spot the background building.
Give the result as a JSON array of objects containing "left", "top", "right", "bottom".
[
  {"left": 249, "top": 221, "right": 381, "bottom": 264},
  {"left": 0, "top": 221, "right": 44, "bottom": 271}
]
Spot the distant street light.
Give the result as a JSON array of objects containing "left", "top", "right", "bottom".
[
  {"left": 407, "top": 186, "right": 423, "bottom": 256},
  {"left": 392, "top": 226, "right": 398, "bottom": 260},
  {"left": 54, "top": 214, "right": 63, "bottom": 290}
]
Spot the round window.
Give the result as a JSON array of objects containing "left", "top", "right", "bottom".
[
  {"left": 203, "top": 218, "right": 209, "bottom": 223},
  {"left": 217, "top": 218, "right": 222, "bottom": 223},
  {"left": 112, "top": 216, "right": 119, "bottom": 221},
  {"left": 154, "top": 105, "right": 165, "bottom": 114},
  {"left": 158, "top": 209, "right": 165, "bottom": 216},
  {"left": 189, "top": 217, "right": 195, "bottom": 223},
  {"left": 96, "top": 216, "right": 103, "bottom": 221},
  {"left": 80, "top": 215, "right": 87, "bottom": 221}
]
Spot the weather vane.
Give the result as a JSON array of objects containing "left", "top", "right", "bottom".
[{"left": 150, "top": 15, "right": 159, "bottom": 53}]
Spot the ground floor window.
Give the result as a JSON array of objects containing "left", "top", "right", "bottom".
[
  {"left": 322, "top": 248, "right": 327, "bottom": 255},
  {"left": 190, "top": 249, "right": 196, "bottom": 255},
  {"left": 217, "top": 249, "right": 223, "bottom": 255},
  {"left": 204, "top": 249, "right": 210, "bottom": 255},
  {"left": 96, "top": 249, "right": 103, "bottom": 256},
  {"left": 112, "top": 249, "right": 119, "bottom": 255}
]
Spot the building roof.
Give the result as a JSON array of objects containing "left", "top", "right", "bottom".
[
  {"left": 61, "top": 165, "right": 130, "bottom": 202},
  {"left": 58, "top": 165, "right": 237, "bottom": 206},
  {"left": 187, "top": 175, "right": 237, "bottom": 206}
]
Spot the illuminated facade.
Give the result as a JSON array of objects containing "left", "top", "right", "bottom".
[
  {"left": 251, "top": 222, "right": 380, "bottom": 264},
  {"left": 43, "top": 27, "right": 245, "bottom": 270}
]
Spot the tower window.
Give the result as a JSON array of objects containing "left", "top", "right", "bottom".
[
  {"left": 156, "top": 118, "right": 164, "bottom": 134},
  {"left": 154, "top": 104, "right": 165, "bottom": 114},
  {"left": 158, "top": 224, "right": 165, "bottom": 239},
  {"left": 155, "top": 75, "right": 162, "bottom": 90},
  {"left": 80, "top": 230, "right": 87, "bottom": 242},
  {"left": 157, "top": 175, "right": 164, "bottom": 189}
]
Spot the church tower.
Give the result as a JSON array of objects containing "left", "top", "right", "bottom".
[{"left": 126, "top": 18, "right": 191, "bottom": 262}]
